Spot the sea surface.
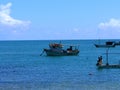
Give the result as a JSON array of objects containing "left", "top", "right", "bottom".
[{"left": 0, "top": 40, "right": 120, "bottom": 90}]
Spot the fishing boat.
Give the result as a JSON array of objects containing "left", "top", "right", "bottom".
[
  {"left": 94, "top": 41, "right": 115, "bottom": 48},
  {"left": 96, "top": 48, "right": 120, "bottom": 69},
  {"left": 42, "top": 42, "right": 79, "bottom": 56},
  {"left": 114, "top": 41, "right": 120, "bottom": 46}
]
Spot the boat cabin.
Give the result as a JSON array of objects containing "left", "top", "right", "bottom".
[{"left": 106, "top": 41, "right": 114, "bottom": 45}]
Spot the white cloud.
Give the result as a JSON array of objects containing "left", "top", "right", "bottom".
[
  {"left": 98, "top": 18, "right": 120, "bottom": 30},
  {"left": 0, "top": 2, "right": 30, "bottom": 29},
  {"left": 97, "top": 18, "right": 120, "bottom": 39}
]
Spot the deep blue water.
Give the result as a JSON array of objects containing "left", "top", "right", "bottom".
[{"left": 0, "top": 40, "right": 120, "bottom": 90}]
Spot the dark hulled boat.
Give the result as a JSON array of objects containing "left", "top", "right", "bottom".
[
  {"left": 43, "top": 43, "right": 79, "bottom": 56},
  {"left": 94, "top": 41, "right": 115, "bottom": 48}
]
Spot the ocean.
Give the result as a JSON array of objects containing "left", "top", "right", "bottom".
[{"left": 0, "top": 40, "right": 120, "bottom": 90}]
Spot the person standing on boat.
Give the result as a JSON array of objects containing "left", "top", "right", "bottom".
[{"left": 96, "top": 56, "right": 102, "bottom": 66}]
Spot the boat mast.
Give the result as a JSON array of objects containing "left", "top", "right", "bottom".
[{"left": 106, "top": 48, "right": 109, "bottom": 65}]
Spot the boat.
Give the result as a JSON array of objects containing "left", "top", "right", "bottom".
[
  {"left": 94, "top": 41, "right": 115, "bottom": 48},
  {"left": 114, "top": 41, "right": 120, "bottom": 46},
  {"left": 96, "top": 47, "right": 120, "bottom": 69},
  {"left": 43, "top": 42, "right": 79, "bottom": 56}
]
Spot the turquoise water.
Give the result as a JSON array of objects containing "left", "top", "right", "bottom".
[{"left": 0, "top": 40, "right": 120, "bottom": 90}]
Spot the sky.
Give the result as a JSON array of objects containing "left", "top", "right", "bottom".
[{"left": 1, "top": 0, "right": 120, "bottom": 40}]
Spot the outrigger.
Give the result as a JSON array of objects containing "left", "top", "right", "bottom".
[{"left": 96, "top": 46, "right": 120, "bottom": 69}]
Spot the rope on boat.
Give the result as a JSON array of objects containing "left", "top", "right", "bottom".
[{"left": 40, "top": 50, "right": 44, "bottom": 56}]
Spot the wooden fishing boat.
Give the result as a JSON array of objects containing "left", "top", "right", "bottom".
[{"left": 42, "top": 42, "right": 79, "bottom": 56}]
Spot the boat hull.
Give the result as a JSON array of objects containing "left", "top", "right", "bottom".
[
  {"left": 94, "top": 44, "right": 115, "bottom": 48},
  {"left": 44, "top": 49, "right": 79, "bottom": 56},
  {"left": 97, "top": 64, "right": 120, "bottom": 69}
]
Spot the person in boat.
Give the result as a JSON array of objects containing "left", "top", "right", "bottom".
[
  {"left": 96, "top": 56, "right": 102, "bottom": 66},
  {"left": 67, "top": 46, "right": 73, "bottom": 51}
]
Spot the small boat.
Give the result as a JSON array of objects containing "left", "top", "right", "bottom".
[
  {"left": 114, "top": 41, "right": 120, "bottom": 46},
  {"left": 43, "top": 42, "right": 79, "bottom": 56},
  {"left": 96, "top": 47, "right": 120, "bottom": 69},
  {"left": 94, "top": 41, "right": 115, "bottom": 48}
]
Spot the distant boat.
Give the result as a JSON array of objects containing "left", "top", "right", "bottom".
[
  {"left": 94, "top": 41, "right": 115, "bottom": 48},
  {"left": 43, "top": 42, "right": 79, "bottom": 56},
  {"left": 114, "top": 41, "right": 120, "bottom": 46}
]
